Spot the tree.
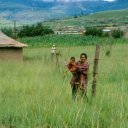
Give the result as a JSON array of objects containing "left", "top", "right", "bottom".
[
  {"left": 18, "top": 22, "right": 54, "bottom": 37},
  {"left": 111, "top": 29, "right": 124, "bottom": 38},
  {"left": 85, "top": 27, "right": 103, "bottom": 37}
]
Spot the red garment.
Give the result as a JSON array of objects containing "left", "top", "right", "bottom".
[
  {"left": 67, "top": 62, "right": 76, "bottom": 73},
  {"left": 67, "top": 62, "right": 79, "bottom": 86},
  {"left": 76, "top": 60, "right": 89, "bottom": 90},
  {"left": 67, "top": 60, "right": 89, "bottom": 91}
]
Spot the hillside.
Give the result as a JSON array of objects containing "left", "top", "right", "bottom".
[
  {"left": 42, "top": 9, "right": 128, "bottom": 29},
  {"left": 0, "top": 0, "right": 128, "bottom": 25},
  {"left": 0, "top": 9, "right": 128, "bottom": 30}
]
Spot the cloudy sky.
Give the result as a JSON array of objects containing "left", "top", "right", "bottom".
[{"left": 36, "top": 0, "right": 116, "bottom": 2}]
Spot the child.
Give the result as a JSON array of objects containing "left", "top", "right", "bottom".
[
  {"left": 67, "top": 57, "right": 81, "bottom": 98},
  {"left": 67, "top": 57, "right": 81, "bottom": 85},
  {"left": 66, "top": 57, "right": 77, "bottom": 73}
]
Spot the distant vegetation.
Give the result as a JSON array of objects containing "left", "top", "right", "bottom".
[
  {"left": 0, "top": 9, "right": 127, "bottom": 29},
  {"left": 42, "top": 9, "right": 128, "bottom": 29},
  {"left": 111, "top": 29, "right": 124, "bottom": 38},
  {"left": 19, "top": 34, "right": 128, "bottom": 48},
  {"left": 85, "top": 27, "right": 124, "bottom": 38},
  {"left": 0, "top": 9, "right": 127, "bottom": 48},
  {"left": 18, "top": 22, "right": 54, "bottom": 37},
  {"left": 85, "top": 27, "right": 103, "bottom": 37},
  {"left": 1, "top": 22, "right": 54, "bottom": 38},
  {"left": 1, "top": 24, "right": 124, "bottom": 41}
]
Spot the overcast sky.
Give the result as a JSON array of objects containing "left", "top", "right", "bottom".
[{"left": 36, "top": 0, "right": 116, "bottom": 2}]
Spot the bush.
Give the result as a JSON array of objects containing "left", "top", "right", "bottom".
[
  {"left": 102, "top": 32, "right": 110, "bottom": 37},
  {"left": 18, "top": 22, "right": 54, "bottom": 37},
  {"left": 1, "top": 22, "right": 54, "bottom": 38},
  {"left": 111, "top": 29, "right": 124, "bottom": 38},
  {"left": 85, "top": 27, "right": 103, "bottom": 37}
]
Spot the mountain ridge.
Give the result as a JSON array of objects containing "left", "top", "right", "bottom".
[{"left": 0, "top": 0, "right": 128, "bottom": 24}]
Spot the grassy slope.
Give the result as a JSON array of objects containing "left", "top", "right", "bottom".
[
  {"left": 43, "top": 9, "right": 128, "bottom": 29},
  {"left": 0, "top": 9, "right": 128, "bottom": 29},
  {"left": 0, "top": 44, "right": 128, "bottom": 127}
]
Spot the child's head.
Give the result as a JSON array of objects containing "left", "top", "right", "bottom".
[{"left": 70, "top": 57, "right": 75, "bottom": 62}]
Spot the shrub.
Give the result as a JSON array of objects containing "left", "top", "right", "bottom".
[
  {"left": 102, "top": 32, "right": 110, "bottom": 37},
  {"left": 111, "top": 29, "right": 124, "bottom": 38},
  {"left": 85, "top": 27, "right": 103, "bottom": 37},
  {"left": 18, "top": 22, "right": 54, "bottom": 37}
]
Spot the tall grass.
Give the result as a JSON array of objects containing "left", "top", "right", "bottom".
[
  {"left": 0, "top": 45, "right": 128, "bottom": 128},
  {"left": 19, "top": 35, "right": 128, "bottom": 48}
]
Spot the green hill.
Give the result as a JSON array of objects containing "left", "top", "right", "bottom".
[
  {"left": 42, "top": 9, "right": 128, "bottom": 29},
  {"left": 0, "top": 9, "right": 128, "bottom": 29}
]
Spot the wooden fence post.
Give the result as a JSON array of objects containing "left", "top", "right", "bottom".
[{"left": 92, "top": 45, "right": 100, "bottom": 97}]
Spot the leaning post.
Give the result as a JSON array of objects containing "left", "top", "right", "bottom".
[{"left": 92, "top": 44, "right": 100, "bottom": 97}]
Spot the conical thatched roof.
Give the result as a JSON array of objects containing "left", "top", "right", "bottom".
[{"left": 0, "top": 31, "right": 28, "bottom": 48}]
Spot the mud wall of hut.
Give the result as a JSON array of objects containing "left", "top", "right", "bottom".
[{"left": 0, "top": 47, "right": 23, "bottom": 60}]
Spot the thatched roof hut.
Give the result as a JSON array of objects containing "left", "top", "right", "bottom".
[{"left": 0, "top": 31, "right": 27, "bottom": 61}]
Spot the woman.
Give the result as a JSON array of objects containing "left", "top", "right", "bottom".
[{"left": 68, "top": 53, "right": 89, "bottom": 99}]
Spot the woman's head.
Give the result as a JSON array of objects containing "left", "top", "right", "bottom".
[{"left": 80, "top": 53, "right": 87, "bottom": 63}]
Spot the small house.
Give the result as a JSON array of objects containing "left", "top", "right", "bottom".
[
  {"left": 0, "top": 31, "right": 27, "bottom": 61},
  {"left": 54, "top": 26, "right": 85, "bottom": 35}
]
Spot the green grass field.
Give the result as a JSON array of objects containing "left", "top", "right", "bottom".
[
  {"left": 0, "top": 42, "right": 128, "bottom": 127},
  {"left": 19, "top": 35, "right": 128, "bottom": 48}
]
